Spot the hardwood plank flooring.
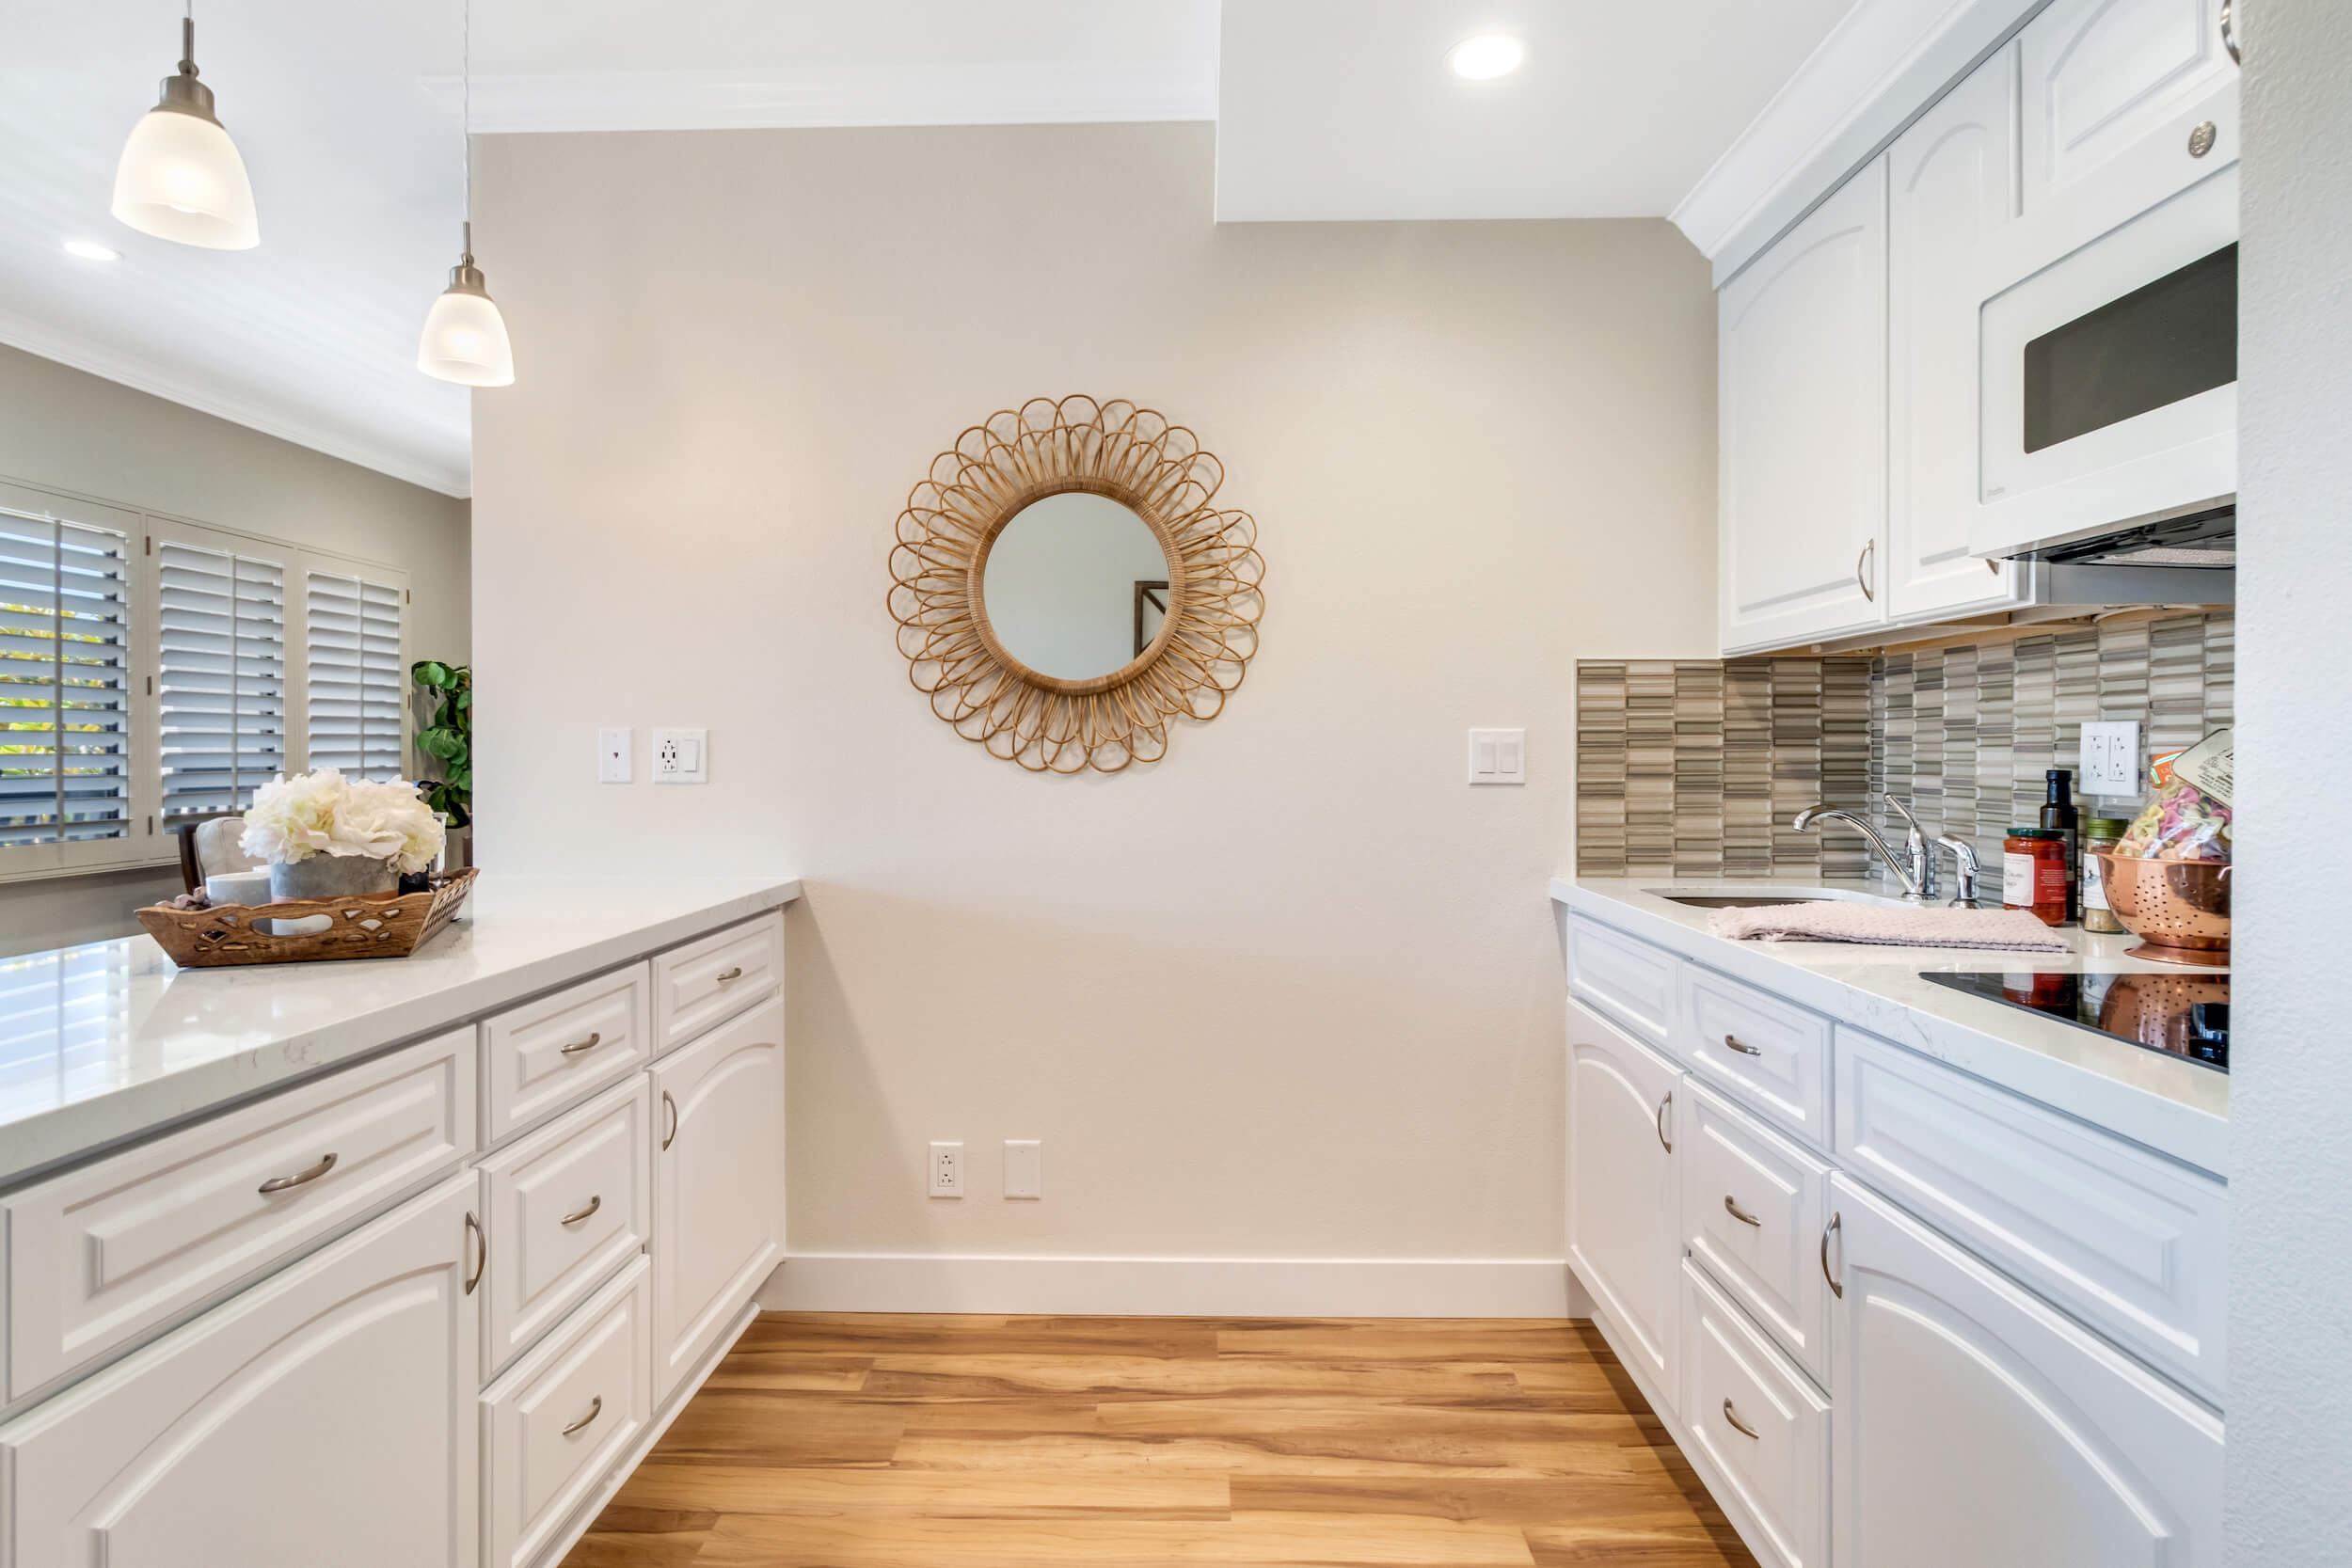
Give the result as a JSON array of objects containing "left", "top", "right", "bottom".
[{"left": 559, "top": 1314, "right": 1756, "bottom": 1567}]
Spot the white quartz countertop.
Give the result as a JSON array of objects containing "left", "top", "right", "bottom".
[
  {"left": 0, "top": 874, "right": 802, "bottom": 1187},
  {"left": 1551, "top": 876, "right": 2228, "bottom": 1177}
]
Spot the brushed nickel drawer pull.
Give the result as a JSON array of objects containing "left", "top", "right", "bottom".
[
  {"left": 562, "top": 1396, "right": 603, "bottom": 1436},
  {"left": 1723, "top": 1398, "right": 1760, "bottom": 1439},
  {"left": 561, "top": 1195, "right": 602, "bottom": 1227},
  {"left": 1655, "top": 1091, "right": 1673, "bottom": 1153},
  {"left": 1724, "top": 1195, "right": 1762, "bottom": 1227},
  {"left": 559, "top": 1031, "right": 603, "bottom": 1056},
  {"left": 258, "top": 1151, "right": 338, "bottom": 1195},
  {"left": 662, "top": 1090, "right": 679, "bottom": 1151},
  {"left": 1821, "top": 1212, "right": 1844, "bottom": 1298},
  {"left": 1856, "top": 539, "right": 1876, "bottom": 602},
  {"left": 715, "top": 965, "right": 744, "bottom": 983},
  {"left": 2220, "top": 0, "right": 2240, "bottom": 64},
  {"left": 465, "top": 1210, "right": 486, "bottom": 1295},
  {"left": 1724, "top": 1034, "right": 1763, "bottom": 1057}
]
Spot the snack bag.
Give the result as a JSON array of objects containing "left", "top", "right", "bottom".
[{"left": 2117, "top": 728, "right": 2233, "bottom": 863}]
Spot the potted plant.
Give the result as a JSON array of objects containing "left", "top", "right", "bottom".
[
  {"left": 411, "top": 659, "right": 471, "bottom": 831},
  {"left": 240, "top": 768, "right": 447, "bottom": 900}
]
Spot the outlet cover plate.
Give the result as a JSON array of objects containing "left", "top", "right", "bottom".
[
  {"left": 1003, "top": 1139, "right": 1041, "bottom": 1199},
  {"left": 929, "top": 1140, "right": 964, "bottom": 1198},
  {"left": 2080, "top": 721, "right": 2140, "bottom": 795},
  {"left": 597, "top": 727, "right": 633, "bottom": 784},
  {"left": 652, "top": 727, "right": 708, "bottom": 784}
]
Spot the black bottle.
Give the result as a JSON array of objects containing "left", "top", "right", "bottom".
[{"left": 2042, "top": 768, "right": 2080, "bottom": 923}]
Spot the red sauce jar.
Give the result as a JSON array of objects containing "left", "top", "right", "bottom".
[{"left": 2003, "top": 829, "right": 2070, "bottom": 927}]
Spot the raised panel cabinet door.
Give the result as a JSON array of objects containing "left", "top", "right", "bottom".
[
  {"left": 1826, "top": 1176, "right": 2223, "bottom": 1568},
  {"left": 1565, "top": 997, "right": 1682, "bottom": 1417},
  {"left": 2021, "top": 0, "right": 2239, "bottom": 213},
  {"left": 1888, "top": 43, "right": 2031, "bottom": 622},
  {"left": 1719, "top": 160, "right": 1890, "bottom": 654},
  {"left": 649, "top": 996, "right": 784, "bottom": 1403},
  {"left": 0, "top": 1172, "right": 482, "bottom": 1568}
]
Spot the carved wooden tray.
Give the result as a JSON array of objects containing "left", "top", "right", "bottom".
[{"left": 136, "top": 868, "right": 479, "bottom": 967}]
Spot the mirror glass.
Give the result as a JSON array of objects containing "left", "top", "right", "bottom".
[{"left": 980, "top": 492, "right": 1173, "bottom": 681}]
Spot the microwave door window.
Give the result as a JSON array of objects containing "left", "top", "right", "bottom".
[{"left": 2022, "top": 244, "right": 2238, "bottom": 454}]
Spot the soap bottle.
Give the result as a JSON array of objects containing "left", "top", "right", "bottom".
[{"left": 2041, "top": 768, "right": 2080, "bottom": 924}]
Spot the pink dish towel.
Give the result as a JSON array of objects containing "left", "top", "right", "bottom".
[{"left": 1708, "top": 902, "right": 2070, "bottom": 953}]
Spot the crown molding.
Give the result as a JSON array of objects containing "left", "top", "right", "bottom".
[
  {"left": 0, "top": 311, "right": 470, "bottom": 499},
  {"left": 1672, "top": 0, "right": 2047, "bottom": 287},
  {"left": 437, "top": 63, "right": 1217, "bottom": 135}
]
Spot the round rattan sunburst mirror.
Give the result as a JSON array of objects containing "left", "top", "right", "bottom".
[{"left": 887, "top": 396, "right": 1265, "bottom": 773}]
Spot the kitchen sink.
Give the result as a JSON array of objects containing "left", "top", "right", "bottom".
[{"left": 1645, "top": 885, "right": 1908, "bottom": 911}]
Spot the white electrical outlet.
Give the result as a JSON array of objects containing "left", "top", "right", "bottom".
[
  {"left": 1468, "top": 728, "right": 1527, "bottom": 785},
  {"left": 929, "top": 1140, "right": 964, "bottom": 1198},
  {"left": 2080, "top": 721, "right": 2141, "bottom": 796},
  {"left": 597, "top": 727, "right": 633, "bottom": 784},
  {"left": 1003, "top": 1139, "right": 1041, "bottom": 1199},
  {"left": 651, "top": 727, "right": 708, "bottom": 785}
]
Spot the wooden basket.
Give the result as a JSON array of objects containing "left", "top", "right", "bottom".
[{"left": 136, "top": 868, "right": 480, "bottom": 968}]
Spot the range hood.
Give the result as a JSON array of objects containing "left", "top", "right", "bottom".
[{"left": 2003, "top": 503, "right": 2235, "bottom": 605}]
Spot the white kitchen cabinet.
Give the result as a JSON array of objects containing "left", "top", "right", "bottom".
[
  {"left": 649, "top": 996, "right": 785, "bottom": 1403},
  {"left": 1680, "top": 1260, "right": 1830, "bottom": 1568},
  {"left": 1719, "top": 161, "right": 1889, "bottom": 654},
  {"left": 1827, "top": 1176, "right": 2224, "bottom": 1568},
  {"left": 1887, "top": 44, "right": 2033, "bottom": 622},
  {"left": 0, "top": 1173, "right": 482, "bottom": 1568},
  {"left": 2020, "top": 0, "right": 2240, "bottom": 214},
  {"left": 1682, "top": 1083, "right": 1834, "bottom": 1387},
  {"left": 1566, "top": 997, "right": 1682, "bottom": 1415}
]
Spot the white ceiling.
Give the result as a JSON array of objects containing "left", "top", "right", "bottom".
[{"left": 0, "top": 1, "right": 1861, "bottom": 499}]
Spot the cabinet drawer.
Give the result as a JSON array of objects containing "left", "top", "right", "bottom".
[
  {"left": 4, "top": 1028, "right": 475, "bottom": 1401},
  {"left": 651, "top": 913, "right": 783, "bottom": 1053},
  {"left": 1679, "top": 1259, "right": 1830, "bottom": 1568},
  {"left": 1683, "top": 1083, "right": 1835, "bottom": 1387},
  {"left": 1835, "top": 1026, "right": 2227, "bottom": 1402},
  {"left": 1567, "top": 916, "right": 1677, "bottom": 1053},
  {"left": 477, "top": 1076, "right": 651, "bottom": 1378},
  {"left": 1681, "top": 966, "right": 1832, "bottom": 1145},
  {"left": 483, "top": 963, "right": 650, "bottom": 1147},
  {"left": 482, "top": 1255, "right": 652, "bottom": 1568}
]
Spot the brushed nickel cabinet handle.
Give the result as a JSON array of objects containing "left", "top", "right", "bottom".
[
  {"left": 559, "top": 1031, "right": 603, "bottom": 1056},
  {"left": 1724, "top": 1195, "right": 1762, "bottom": 1227},
  {"left": 2220, "top": 0, "right": 2240, "bottom": 64},
  {"left": 465, "top": 1210, "right": 486, "bottom": 1295},
  {"left": 562, "top": 1396, "right": 603, "bottom": 1436},
  {"left": 1723, "top": 1398, "right": 1761, "bottom": 1439},
  {"left": 257, "top": 1151, "right": 337, "bottom": 1195},
  {"left": 561, "top": 1195, "right": 602, "bottom": 1227},
  {"left": 715, "top": 966, "right": 744, "bottom": 983},
  {"left": 1856, "top": 540, "right": 1876, "bottom": 602},
  {"left": 1655, "top": 1091, "right": 1673, "bottom": 1153},
  {"left": 1723, "top": 1034, "right": 1763, "bottom": 1057},
  {"left": 1821, "top": 1212, "right": 1844, "bottom": 1298},
  {"left": 661, "top": 1089, "right": 679, "bottom": 1151}
]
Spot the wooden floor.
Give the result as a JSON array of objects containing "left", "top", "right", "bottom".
[{"left": 558, "top": 1313, "right": 1756, "bottom": 1567}]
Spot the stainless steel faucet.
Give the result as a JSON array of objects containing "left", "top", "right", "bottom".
[{"left": 1793, "top": 796, "right": 1937, "bottom": 901}]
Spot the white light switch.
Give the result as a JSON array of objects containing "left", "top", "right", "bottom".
[
  {"left": 652, "top": 727, "right": 708, "bottom": 784},
  {"left": 1468, "top": 728, "right": 1527, "bottom": 785},
  {"left": 597, "top": 727, "right": 633, "bottom": 784},
  {"left": 1003, "top": 1139, "right": 1041, "bottom": 1199},
  {"left": 2080, "top": 721, "right": 2141, "bottom": 796}
]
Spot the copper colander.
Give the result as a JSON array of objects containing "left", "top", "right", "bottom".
[{"left": 2092, "top": 852, "right": 2232, "bottom": 967}]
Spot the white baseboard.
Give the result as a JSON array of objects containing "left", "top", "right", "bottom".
[{"left": 757, "top": 1252, "right": 1592, "bottom": 1319}]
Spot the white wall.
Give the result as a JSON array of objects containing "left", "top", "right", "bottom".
[
  {"left": 472, "top": 122, "right": 1718, "bottom": 1304},
  {"left": 0, "top": 342, "right": 471, "bottom": 955},
  {"left": 2228, "top": 0, "right": 2352, "bottom": 1556}
]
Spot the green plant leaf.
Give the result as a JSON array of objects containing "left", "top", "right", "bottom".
[
  {"left": 412, "top": 659, "right": 453, "bottom": 689},
  {"left": 454, "top": 688, "right": 471, "bottom": 710},
  {"left": 418, "top": 726, "right": 465, "bottom": 760}
]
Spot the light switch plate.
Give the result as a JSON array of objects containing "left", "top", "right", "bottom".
[
  {"left": 1003, "top": 1139, "right": 1042, "bottom": 1199},
  {"left": 2080, "top": 721, "right": 2140, "bottom": 796},
  {"left": 652, "top": 727, "right": 708, "bottom": 784},
  {"left": 597, "top": 727, "right": 633, "bottom": 784},
  {"left": 1468, "top": 728, "right": 1527, "bottom": 785}
]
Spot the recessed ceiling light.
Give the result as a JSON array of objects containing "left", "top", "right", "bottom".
[
  {"left": 64, "top": 239, "right": 121, "bottom": 262},
  {"left": 1448, "top": 34, "right": 1527, "bottom": 81}
]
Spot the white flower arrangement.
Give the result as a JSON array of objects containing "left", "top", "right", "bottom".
[{"left": 239, "top": 768, "right": 447, "bottom": 873}]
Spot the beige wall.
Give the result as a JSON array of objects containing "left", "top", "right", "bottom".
[
  {"left": 472, "top": 122, "right": 1717, "bottom": 1269},
  {"left": 0, "top": 341, "right": 471, "bottom": 955}
]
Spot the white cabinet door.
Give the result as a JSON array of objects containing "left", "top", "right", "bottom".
[
  {"left": 1827, "top": 1176, "right": 2223, "bottom": 1568},
  {"left": 1566, "top": 998, "right": 1681, "bottom": 1416},
  {"left": 1719, "top": 161, "right": 1889, "bottom": 653},
  {"left": 0, "top": 1173, "right": 481, "bottom": 1568},
  {"left": 1888, "top": 45, "right": 2033, "bottom": 621},
  {"left": 649, "top": 998, "right": 784, "bottom": 1403},
  {"left": 2021, "top": 0, "right": 2239, "bottom": 214}
]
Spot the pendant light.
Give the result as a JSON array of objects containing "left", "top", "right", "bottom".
[
  {"left": 418, "top": 0, "right": 514, "bottom": 387},
  {"left": 111, "top": 5, "right": 259, "bottom": 249}
]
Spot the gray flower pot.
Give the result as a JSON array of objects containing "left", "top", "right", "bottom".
[{"left": 270, "top": 855, "right": 399, "bottom": 901}]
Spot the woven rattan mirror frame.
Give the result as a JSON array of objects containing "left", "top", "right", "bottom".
[{"left": 888, "top": 396, "right": 1265, "bottom": 773}]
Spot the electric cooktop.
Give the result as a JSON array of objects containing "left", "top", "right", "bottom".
[{"left": 1919, "top": 970, "right": 2229, "bottom": 1071}]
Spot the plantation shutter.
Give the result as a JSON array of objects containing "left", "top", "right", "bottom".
[
  {"left": 157, "top": 538, "right": 287, "bottom": 817},
  {"left": 305, "top": 569, "right": 405, "bottom": 780},
  {"left": 0, "top": 510, "right": 132, "bottom": 848}
]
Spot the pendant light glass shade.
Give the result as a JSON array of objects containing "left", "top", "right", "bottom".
[
  {"left": 111, "top": 18, "right": 258, "bottom": 250},
  {"left": 418, "top": 227, "right": 514, "bottom": 387}
]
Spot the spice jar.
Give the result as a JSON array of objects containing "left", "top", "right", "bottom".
[
  {"left": 2003, "top": 829, "right": 2070, "bottom": 927},
  {"left": 2080, "top": 817, "right": 2130, "bottom": 934}
]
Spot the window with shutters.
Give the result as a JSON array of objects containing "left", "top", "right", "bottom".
[
  {"left": 157, "top": 539, "right": 287, "bottom": 818},
  {"left": 304, "top": 569, "right": 405, "bottom": 781},
  {"left": 0, "top": 506, "right": 134, "bottom": 863}
]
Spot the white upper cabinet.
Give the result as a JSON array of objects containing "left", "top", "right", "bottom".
[
  {"left": 1887, "top": 46, "right": 2030, "bottom": 622},
  {"left": 1566, "top": 997, "right": 1683, "bottom": 1415},
  {"left": 2021, "top": 0, "right": 2240, "bottom": 214},
  {"left": 1719, "top": 161, "right": 1889, "bottom": 654}
]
